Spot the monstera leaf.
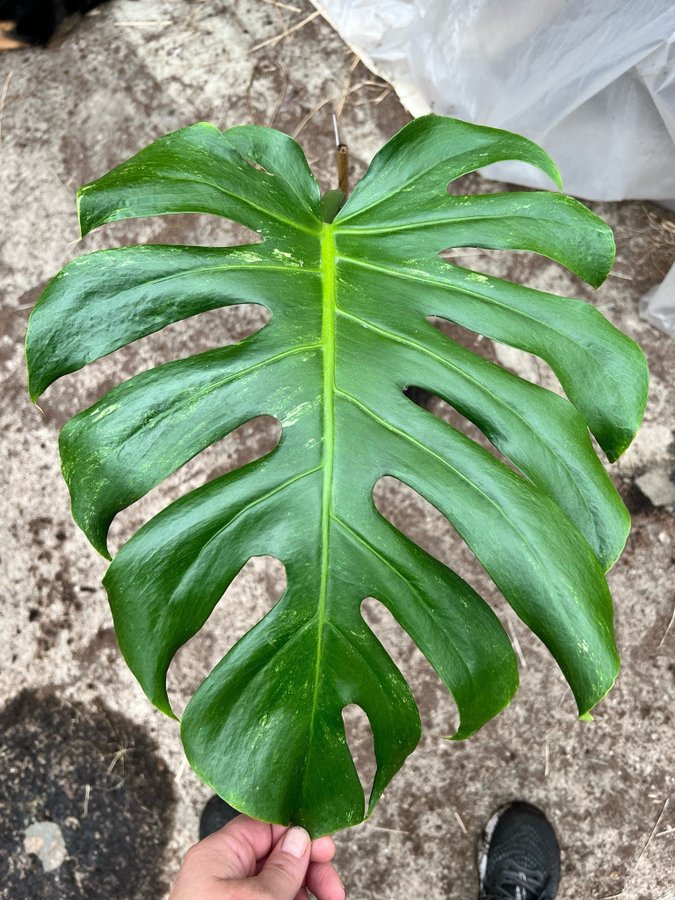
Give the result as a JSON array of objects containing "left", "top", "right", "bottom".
[{"left": 26, "top": 116, "right": 648, "bottom": 836}]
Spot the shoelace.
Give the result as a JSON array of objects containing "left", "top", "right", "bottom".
[{"left": 485, "top": 862, "right": 553, "bottom": 900}]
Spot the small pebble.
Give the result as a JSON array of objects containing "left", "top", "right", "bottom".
[
  {"left": 24, "top": 821, "right": 67, "bottom": 872},
  {"left": 635, "top": 469, "right": 675, "bottom": 507}
]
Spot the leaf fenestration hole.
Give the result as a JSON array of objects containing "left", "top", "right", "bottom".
[
  {"left": 371, "top": 474, "right": 513, "bottom": 670},
  {"left": 402, "top": 387, "right": 514, "bottom": 471},
  {"left": 166, "top": 555, "right": 287, "bottom": 718},
  {"left": 341, "top": 703, "right": 376, "bottom": 815},
  {"left": 373, "top": 476, "right": 464, "bottom": 574},
  {"left": 108, "top": 415, "right": 282, "bottom": 554},
  {"left": 481, "top": 340, "right": 566, "bottom": 400},
  {"left": 438, "top": 228, "right": 590, "bottom": 294},
  {"left": 426, "top": 313, "right": 567, "bottom": 400},
  {"left": 85, "top": 213, "right": 262, "bottom": 250},
  {"left": 372, "top": 474, "right": 505, "bottom": 605},
  {"left": 360, "top": 596, "right": 460, "bottom": 737},
  {"left": 426, "top": 314, "right": 493, "bottom": 356},
  {"left": 41, "top": 303, "right": 271, "bottom": 429}
]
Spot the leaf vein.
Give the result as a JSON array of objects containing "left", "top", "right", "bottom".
[
  {"left": 333, "top": 385, "right": 578, "bottom": 606},
  {"left": 331, "top": 513, "right": 476, "bottom": 687},
  {"left": 336, "top": 307, "right": 597, "bottom": 534}
]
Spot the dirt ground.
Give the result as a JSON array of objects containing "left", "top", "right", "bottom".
[{"left": 0, "top": 1, "right": 674, "bottom": 898}]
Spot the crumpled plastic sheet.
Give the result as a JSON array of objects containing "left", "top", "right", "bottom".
[
  {"left": 641, "top": 264, "right": 675, "bottom": 337},
  {"left": 312, "top": 0, "right": 675, "bottom": 335}
]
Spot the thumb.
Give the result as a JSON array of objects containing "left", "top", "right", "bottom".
[{"left": 254, "top": 827, "right": 311, "bottom": 899}]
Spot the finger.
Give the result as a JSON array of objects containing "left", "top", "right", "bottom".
[
  {"left": 187, "top": 816, "right": 280, "bottom": 881},
  {"left": 306, "top": 860, "right": 346, "bottom": 900},
  {"left": 220, "top": 815, "right": 278, "bottom": 863},
  {"left": 253, "top": 828, "right": 333, "bottom": 873},
  {"left": 271, "top": 823, "right": 291, "bottom": 845},
  {"left": 294, "top": 890, "right": 310, "bottom": 900},
  {"left": 253, "top": 826, "right": 291, "bottom": 875},
  {"left": 170, "top": 836, "right": 246, "bottom": 900},
  {"left": 310, "top": 835, "right": 336, "bottom": 863},
  {"left": 254, "top": 827, "right": 311, "bottom": 900}
]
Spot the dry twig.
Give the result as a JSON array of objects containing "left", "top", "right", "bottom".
[
  {"left": 174, "top": 756, "right": 188, "bottom": 785},
  {"left": 48, "top": 163, "right": 74, "bottom": 201},
  {"left": 657, "top": 603, "right": 674, "bottom": 647},
  {"left": 453, "top": 809, "right": 468, "bottom": 835},
  {"left": 335, "top": 53, "right": 360, "bottom": 119},
  {"left": 115, "top": 19, "right": 173, "bottom": 26},
  {"left": 364, "top": 823, "right": 410, "bottom": 835},
  {"left": 82, "top": 784, "right": 91, "bottom": 817},
  {"left": 630, "top": 797, "right": 669, "bottom": 875},
  {"left": 0, "top": 70, "right": 13, "bottom": 156},
  {"left": 506, "top": 613, "right": 527, "bottom": 668},
  {"left": 267, "top": 61, "right": 289, "bottom": 127},
  {"left": 291, "top": 97, "right": 332, "bottom": 138},
  {"left": 260, "top": 0, "right": 302, "bottom": 12},
  {"left": 250, "top": 9, "right": 320, "bottom": 53}
]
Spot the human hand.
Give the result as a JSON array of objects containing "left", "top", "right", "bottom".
[{"left": 170, "top": 814, "right": 345, "bottom": 900}]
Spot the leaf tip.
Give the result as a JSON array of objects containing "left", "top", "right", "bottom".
[
  {"left": 575, "top": 653, "right": 620, "bottom": 722},
  {"left": 75, "top": 188, "right": 87, "bottom": 238},
  {"left": 77, "top": 510, "right": 113, "bottom": 560},
  {"left": 91, "top": 534, "right": 112, "bottom": 560},
  {"left": 587, "top": 220, "right": 617, "bottom": 288},
  {"left": 156, "top": 700, "right": 178, "bottom": 721},
  {"left": 26, "top": 374, "right": 42, "bottom": 405},
  {"left": 446, "top": 724, "right": 476, "bottom": 742},
  {"left": 25, "top": 356, "right": 45, "bottom": 405}
]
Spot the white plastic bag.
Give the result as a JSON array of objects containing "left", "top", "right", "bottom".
[
  {"left": 641, "top": 264, "right": 675, "bottom": 337},
  {"left": 311, "top": 0, "right": 675, "bottom": 331},
  {"left": 313, "top": 0, "right": 675, "bottom": 200}
]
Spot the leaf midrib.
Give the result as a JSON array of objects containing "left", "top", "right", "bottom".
[
  {"left": 306, "top": 221, "right": 588, "bottom": 750},
  {"left": 306, "top": 224, "right": 338, "bottom": 747}
]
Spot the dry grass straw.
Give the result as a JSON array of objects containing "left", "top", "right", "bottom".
[{"left": 250, "top": 9, "right": 321, "bottom": 53}]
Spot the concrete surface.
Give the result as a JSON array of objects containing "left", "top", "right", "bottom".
[{"left": 0, "top": 1, "right": 674, "bottom": 897}]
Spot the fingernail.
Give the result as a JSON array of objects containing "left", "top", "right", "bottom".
[{"left": 282, "top": 826, "right": 310, "bottom": 858}]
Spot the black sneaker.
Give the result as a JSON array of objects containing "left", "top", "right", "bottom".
[
  {"left": 199, "top": 795, "right": 241, "bottom": 840},
  {"left": 478, "top": 801, "right": 560, "bottom": 900}
]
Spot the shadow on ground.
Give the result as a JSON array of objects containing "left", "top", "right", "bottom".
[{"left": 0, "top": 689, "right": 175, "bottom": 899}]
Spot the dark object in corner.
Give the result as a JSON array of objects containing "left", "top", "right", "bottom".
[{"left": 0, "top": 0, "right": 109, "bottom": 47}]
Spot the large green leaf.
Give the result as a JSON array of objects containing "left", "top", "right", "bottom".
[{"left": 25, "top": 116, "right": 648, "bottom": 836}]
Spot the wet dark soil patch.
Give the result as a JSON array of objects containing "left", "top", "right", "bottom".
[{"left": 0, "top": 688, "right": 175, "bottom": 899}]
